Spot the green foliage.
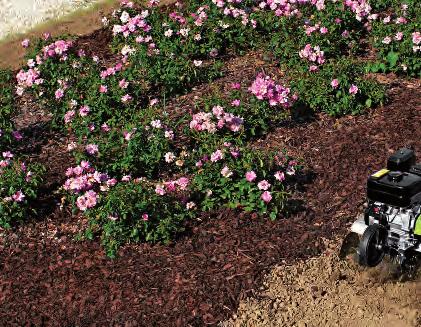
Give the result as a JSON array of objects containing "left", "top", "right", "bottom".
[
  {"left": 0, "top": 158, "right": 45, "bottom": 228},
  {"left": 289, "top": 59, "right": 386, "bottom": 116}
]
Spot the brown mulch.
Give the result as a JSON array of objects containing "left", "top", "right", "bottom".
[{"left": 0, "top": 74, "right": 420, "bottom": 326}]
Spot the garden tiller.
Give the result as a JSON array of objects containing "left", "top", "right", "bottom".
[{"left": 351, "top": 148, "right": 421, "bottom": 270}]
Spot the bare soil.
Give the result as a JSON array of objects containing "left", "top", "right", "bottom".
[{"left": 222, "top": 239, "right": 421, "bottom": 327}]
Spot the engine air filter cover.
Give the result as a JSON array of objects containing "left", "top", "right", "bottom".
[
  {"left": 367, "top": 171, "right": 421, "bottom": 207},
  {"left": 387, "top": 148, "right": 416, "bottom": 172}
]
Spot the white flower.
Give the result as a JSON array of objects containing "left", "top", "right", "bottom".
[
  {"left": 221, "top": 166, "right": 233, "bottom": 178},
  {"left": 67, "top": 142, "right": 77, "bottom": 151},
  {"left": 194, "top": 34, "right": 202, "bottom": 41},
  {"left": 102, "top": 17, "right": 109, "bottom": 26},
  {"left": 193, "top": 60, "right": 203, "bottom": 67},
  {"left": 150, "top": 120, "right": 162, "bottom": 128},
  {"left": 164, "top": 29, "right": 173, "bottom": 37},
  {"left": 186, "top": 202, "right": 196, "bottom": 210},
  {"left": 179, "top": 28, "right": 190, "bottom": 37},
  {"left": 121, "top": 45, "right": 136, "bottom": 56},
  {"left": 120, "top": 11, "right": 130, "bottom": 23},
  {"left": 164, "top": 152, "right": 176, "bottom": 163}
]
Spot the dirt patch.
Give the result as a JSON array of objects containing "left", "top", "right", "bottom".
[{"left": 222, "top": 239, "right": 421, "bottom": 327}]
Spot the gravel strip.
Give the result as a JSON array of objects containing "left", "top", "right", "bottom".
[{"left": 0, "top": 0, "right": 105, "bottom": 40}]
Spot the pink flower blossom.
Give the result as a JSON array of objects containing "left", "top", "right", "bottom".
[
  {"left": 231, "top": 82, "right": 241, "bottom": 89},
  {"left": 86, "top": 144, "right": 99, "bottom": 155},
  {"left": 210, "top": 149, "right": 224, "bottom": 162},
  {"left": 12, "top": 131, "right": 23, "bottom": 141},
  {"left": 79, "top": 105, "right": 90, "bottom": 117},
  {"left": 231, "top": 99, "right": 241, "bottom": 106},
  {"left": 274, "top": 171, "right": 285, "bottom": 182},
  {"left": 64, "top": 110, "right": 75, "bottom": 124},
  {"left": 12, "top": 190, "right": 25, "bottom": 202},
  {"left": 331, "top": 79, "right": 339, "bottom": 89},
  {"left": 142, "top": 213, "right": 149, "bottom": 221},
  {"left": 155, "top": 185, "right": 166, "bottom": 196},
  {"left": 245, "top": 171, "right": 257, "bottom": 182},
  {"left": 99, "top": 85, "right": 108, "bottom": 93},
  {"left": 412, "top": 32, "right": 421, "bottom": 45},
  {"left": 176, "top": 177, "right": 189, "bottom": 190},
  {"left": 349, "top": 84, "right": 359, "bottom": 95},
  {"left": 261, "top": 191, "right": 272, "bottom": 203},
  {"left": 21, "top": 39, "right": 30, "bottom": 48},
  {"left": 55, "top": 89, "right": 64, "bottom": 99},
  {"left": 121, "top": 94, "right": 132, "bottom": 103},
  {"left": 257, "top": 180, "right": 271, "bottom": 191}
]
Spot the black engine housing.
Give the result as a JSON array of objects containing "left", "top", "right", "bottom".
[{"left": 368, "top": 148, "right": 421, "bottom": 207}]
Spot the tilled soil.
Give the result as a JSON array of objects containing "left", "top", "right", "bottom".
[
  {"left": 0, "top": 53, "right": 420, "bottom": 325},
  {"left": 222, "top": 240, "right": 421, "bottom": 327}
]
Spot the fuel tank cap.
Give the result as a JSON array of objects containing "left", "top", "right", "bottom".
[{"left": 388, "top": 171, "right": 404, "bottom": 182}]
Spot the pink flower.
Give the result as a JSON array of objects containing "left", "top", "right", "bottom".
[
  {"left": 55, "top": 89, "right": 64, "bottom": 99},
  {"left": 155, "top": 185, "right": 166, "bottom": 196},
  {"left": 349, "top": 84, "right": 359, "bottom": 95},
  {"left": 119, "top": 79, "right": 129, "bottom": 89},
  {"left": 231, "top": 99, "right": 241, "bottom": 106},
  {"left": 412, "top": 32, "right": 421, "bottom": 45},
  {"left": 2, "top": 151, "right": 13, "bottom": 159},
  {"left": 12, "top": 131, "right": 23, "bottom": 141},
  {"left": 121, "top": 175, "right": 131, "bottom": 182},
  {"left": 79, "top": 105, "right": 90, "bottom": 117},
  {"left": 85, "top": 144, "right": 99, "bottom": 155},
  {"left": 274, "top": 171, "right": 285, "bottom": 182},
  {"left": 394, "top": 32, "right": 404, "bottom": 41},
  {"left": 150, "top": 98, "right": 158, "bottom": 106},
  {"left": 12, "top": 190, "right": 25, "bottom": 202},
  {"left": 261, "top": 191, "right": 272, "bottom": 203},
  {"left": 210, "top": 149, "right": 224, "bottom": 162},
  {"left": 64, "top": 110, "right": 75, "bottom": 124},
  {"left": 245, "top": 171, "right": 257, "bottom": 182},
  {"left": 99, "top": 85, "right": 108, "bottom": 93},
  {"left": 320, "top": 27, "right": 328, "bottom": 34},
  {"left": 382, "top": 36, "right": 392, "bottom": 44},
  {"left": 101, "top": 123, "right": 111, "bottom": 132},
  {"left": 176, "top": 177, "right": 189, "bottom": 190},
  {"left": 331, "top": 79, "right": 339, "bottom": 89},
  {"left": 85, "top": 190, "right": 98, "bottom": 208},
  {"left": 257, "top": 180, "right": 271, "bottom": 191},
  {"left": 21, "top": 39, "right": 30, "bottom": 48},
  {"left": 142, "top": 213, "right": 149, "bottom": 221},
  {"left": 121, "top": 94, "right": 132, "bottom": 103},
  {"left": 231, "top": 82, "right": 241, "bottom": 90}
]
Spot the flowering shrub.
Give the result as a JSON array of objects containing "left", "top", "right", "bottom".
[
  {"left": 289, "top": 58, "right": 386, "bottom": 116},
  {"left": 81, "top": 179, "right": 193, "bottom": 257},
  {"left": 70, "top": 114, "right": 176, "bottom": 178},
  {"left": 367, "top": 0, "right": 420, "bottom": 76},
  {"left": 191, "top": 145, "right": 300, "bottom": 219},
  {"left": 0, "top": 152, "right": 45, "bottom": 228}
]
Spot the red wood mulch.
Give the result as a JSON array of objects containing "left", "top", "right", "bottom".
[{"left": 0, "top": 80, "right": 419, "bottom": 326}]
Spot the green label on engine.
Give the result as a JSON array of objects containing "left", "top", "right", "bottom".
[{"left": 415, "top": 215, "right": 421, "bottom": 236}]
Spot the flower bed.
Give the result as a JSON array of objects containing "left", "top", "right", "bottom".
[{"left": 1, "top": 0, "right": 419, "bottom": 255}]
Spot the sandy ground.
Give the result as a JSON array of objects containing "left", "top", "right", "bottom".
[
  {"left": 0, "top": 0, "right": 104, "bottom": 39},
  {"left": 221, "top": 237, "right": 421, "bottom": 327},
  {"left": 0, "top": 0, "right": 118, "bottom": 70}
]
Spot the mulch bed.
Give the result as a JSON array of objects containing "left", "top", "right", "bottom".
[{"left": 1, "top": 44, "right": 420, "bottom": 327}]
